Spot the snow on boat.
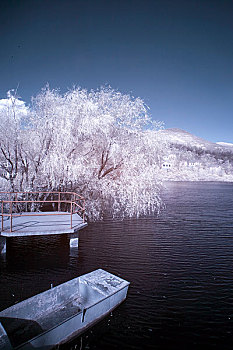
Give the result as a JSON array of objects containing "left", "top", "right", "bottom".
[{"left": 0, "top": 269, "right": 130, "bottom": 349}]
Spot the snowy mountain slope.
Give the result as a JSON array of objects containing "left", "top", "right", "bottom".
[
  {"left": 216, "top": 142, "right": 233, "bottom": 148},
  {"left": 155, "top": 128, "right": 233, "bottom": 182},
  {"left": 157, "top": 128, "right": 233, "bottom": 153}
]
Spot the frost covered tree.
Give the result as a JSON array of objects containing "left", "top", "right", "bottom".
[
  {"left": 0, "top": 90, "right": 29, "bottom": 191},
  {"left": 0, "top": 86, "right": 164, "bottom": 220}
]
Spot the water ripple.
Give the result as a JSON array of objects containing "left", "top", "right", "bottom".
[{"left": 1, "top": 182, "right": 233, "bottom": 349}]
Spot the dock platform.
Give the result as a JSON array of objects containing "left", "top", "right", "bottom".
[
  {"left": 0, "top": 190, "right": 87, "bottom": 253},
  {"left": 0, "top": 212, "right": 87, "bottom": 237}
]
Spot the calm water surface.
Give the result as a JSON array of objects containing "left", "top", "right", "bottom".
[{"left": 1, "top": 182, "right": 233, "bottom": 349}]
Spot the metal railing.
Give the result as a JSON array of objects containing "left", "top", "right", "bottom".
[{"left": 0, "top": 191, "right": 85, "bottom": 232}]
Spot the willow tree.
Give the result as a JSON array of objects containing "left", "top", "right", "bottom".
[
  {"left": 0, "top": 90, "right": 29, "bottom": 191},
  {"left": 0, "top": 86, "right": 165, "bottom": 220}
]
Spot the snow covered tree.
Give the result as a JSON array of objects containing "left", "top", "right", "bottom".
[
  {"left": 0, "top": 90, "right": 29, "bottom": 191},
  {"left": 0, "top": 86, "right": 165, "bottom": 220}
]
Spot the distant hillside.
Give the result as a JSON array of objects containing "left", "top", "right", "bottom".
[
  {"left": 158, "top": 128, "right": 232, "bottom": 153},
  {"left": 156, "top": 128, "right": 233, "bottom": 182},
  {"left": 216, "top": 142, "right": 233, "bottom": 149}
]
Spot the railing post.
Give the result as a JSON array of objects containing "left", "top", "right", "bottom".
[
  {"left": 1, "top": 201, "right": 4, "bottom": 232},
  {"left": 58, "top": 192, "right": 61, "bottom": 212},
  {"left": 70, "top": 199, "right": 73, "bottom": 229},
  {"left": 10, "top": 201, "right": 12, "bottom": 233},
  {"left": 8, "top": 193, "right": 10, "bottom": 215},
  {"left": 15, "top": 192, "right": 18, "bottom": 214},
  {"left": 83, "top": 199, "right": 85, "bottom": 223}
]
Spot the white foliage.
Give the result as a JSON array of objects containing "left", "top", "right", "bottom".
[
  {"left": 0, "top": 90, "right": 28, "bottom": 122},
  {"left": 0, "top": 86, "right": 164, "bottom": 220},
  {"left": 0, "top": 90, "right": 30, "bottom": 190}
]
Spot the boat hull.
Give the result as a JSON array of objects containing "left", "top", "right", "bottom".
[
  {"left": 0, "top": 269, "right": 130, "bottom": 350},
  {"left": 18, "top": 286, "right": 128, "bottom": 350}
]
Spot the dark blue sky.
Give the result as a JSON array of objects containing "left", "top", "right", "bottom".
[{"left": 0, "top": 0, "right": 232, "bottom": 142}]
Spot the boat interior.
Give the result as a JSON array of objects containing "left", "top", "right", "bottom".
[{"left": 0, "top": 276, "right": 106, "bottom": 348}]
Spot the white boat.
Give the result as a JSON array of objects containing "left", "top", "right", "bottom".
[{"left": 0, "top": 269, "right": 130, "bottom": 349}]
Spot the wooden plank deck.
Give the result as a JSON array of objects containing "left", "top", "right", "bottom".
[{"left": 0, "top": 212, "right": 87, "bottom": 237}]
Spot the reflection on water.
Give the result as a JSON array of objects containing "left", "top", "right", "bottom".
[{"left": 1, "top": 182, "right": 233, "bottom": 349}]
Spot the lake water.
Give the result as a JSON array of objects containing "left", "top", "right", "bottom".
[{"left": 1, "top": 181, "right": 233, "bottom": 349}]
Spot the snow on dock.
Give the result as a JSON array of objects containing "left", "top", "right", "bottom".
[
  {"left": 0, "top": 212, "right": 87, "bottom": 237},
  {"left": 0, "top": 191, "right": 87, "bottom": 252}
]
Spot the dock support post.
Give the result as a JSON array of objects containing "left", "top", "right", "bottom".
[
  {"left": 69, "top": 232, "right": 79, "bottom": 248},
  {"left": 0, "top": 236, "right": 6, "bottom": 254}
]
